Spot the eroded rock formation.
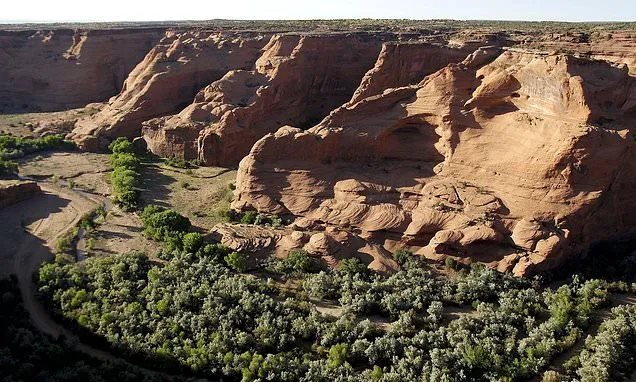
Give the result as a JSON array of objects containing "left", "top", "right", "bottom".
[
  {"left": 71, "top": 31, "right": 270, "bottom": 150},
  {"left": 142, "top": 33, "right": 388, "bottom": 165},
  {"left": 233, "top": 48, "right": 636, "bottom": 276},
  {"left": 0, "top": 180, "right": 41, "bottom": 208},
  {"left": 0, "top": 28, "right": 164, "bottom": 112},
  {"left": 5, "top": 23, "right": 635, "bottom": 275}
]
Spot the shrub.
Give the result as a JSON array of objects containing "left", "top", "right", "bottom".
[
  {"left": 199, "top": 243, "right": 232, "bottom": 262},
  {"left": 328, "top": 343, "right": 349, "bottom": 368},
  {"left": 240, "top": 211, "right": 258, "bottom": 224},
  {"left": 339, "top": 258, "right": 367, "bottom": 275},
  {"left": 445, "top": 256, "right": 460, "bottom": 270},
  {"left": 271, "top": 215, "right": 283, "bottom": 228},
  {"left": 0, "top": 159, "right": 18, "bottom": 177},
  {"left": 108, "top": 137, "right": 135, "bottom": 154},
  {"left": 224, "top": 251, "right": 247, "bottom": 272},
  {"left": 111, "top": 168, "right": 140, "bottom": 209},
  {"left": 285, "top": 249, "right": 312, "bottom": 273},
  {"left": 110, "top": 152, "right": 139, "bottom": 170},
  {"left": 270, "top": 249, "right": 313, "bottom": 274},
  {"left": 182, "top": 232, "right": 204, "bottom": 254},
  {"left": 140, "top": 205, "right": 191, "bottom": 242},
  {"left": 0, "top": 133, "right": 73, "bottom": 161},
  {"left": 393, "top": 248, "right": 413, "bottom": 266},
  {"left": 109, "top": 138, "right": 141, "bottom": 209},
  {"left": 164, "top": 156, "right": 189, "bottom": 169}
]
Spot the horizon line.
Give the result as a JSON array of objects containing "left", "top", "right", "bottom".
[{"left": 1, "top": 18, "right": 635, "bottom": 24}]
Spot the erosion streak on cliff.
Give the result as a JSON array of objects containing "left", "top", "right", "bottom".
[
  {"left": 70, "top": 31, "right": 270, "bottom": 150},
  {"left": 142, "top": 33, "right": 388, "bottom": 166},
  {"left": 0, "top": 28, "right": 164, "bottom": 112}
]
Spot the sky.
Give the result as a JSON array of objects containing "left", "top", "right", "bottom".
[{"left": 1, "top": 0, "right": 635, "bottom": 23}]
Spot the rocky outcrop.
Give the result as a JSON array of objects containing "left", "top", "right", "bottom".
[
  {"left": 348, "top": 42, "right": 468, "bottom": 104},
  {"left": 518, "top": 31, "right": 636, "bottom": 75},
  {"left": 70, "top": 31, "right": 270, "bottom": 150},
  {"left": 211, "top": 222, "right": 399, "bottom": 274},
  {"left": 142, "top": 33, "right": 386, "bottom": 166},
  {"left": 0, "top": 28, "right": 164, "bottom": 112},
  {"left": 233, "top": 48, "right": 636, "bottom": 276},
  {"left": 0, "top": 180, "right": 41, "bottom": 208}
]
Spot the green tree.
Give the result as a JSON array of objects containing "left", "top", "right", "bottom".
[
  {"left": 240, "top": 211, "right": 258, "bottom": 224},
  {"left": 393, "top": 248, "right": 413, "bottom": 266},
  {"left": 328, "top": 343, "right": 349, "bottom": 368},
  {"left": 182, "top": 232, "right": 203, "bottom": 254},
  {"left": 225, "top": 251, "right": 247, "bottom": 272},
  {"left": 108, "top": 137, "right": 135, "bottom": 154}
]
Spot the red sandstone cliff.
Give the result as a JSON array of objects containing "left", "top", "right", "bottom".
[
  {"left": 233, "top": 47, "right": 636, "bottom": 276},
  {"left": 70, "top": 30, "right": 270, "bottom": 150},
  {"left": 0, "top": 28, "right": 164, "bottom": 112},
  {"left": 4, "top": 24, "right": 635, "bottom": 275},
  {"left": 141, "top": 33, "right": 388, "bottom": 166}
]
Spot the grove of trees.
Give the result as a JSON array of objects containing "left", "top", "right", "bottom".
[{"left": 35, "top": 238, "right": 636, "bottom": 381}]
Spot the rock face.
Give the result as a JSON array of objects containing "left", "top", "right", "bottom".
[
  {"left": 142, "top": 33, "right": 387, "bottom": 166},
  {"left": 5, "top": 23, "right": 635, "bottom": 276},
  {"left": 0, "top": 28, "right": 164, "bottom": 112},
  {"left": 348, "top": 42, "right": 469, "bottom": 104},
  {"left": 70, "top": 31, "right": 270, "bottom": 150},
  {"left": 0, "top": 181, "right": 41, "bottom": 208},
  {"left": 234, "top": 48, "right": 636, "bottom": 276},
  {"left": 211, "top": 222, "right": 399, "bottom": 274}
]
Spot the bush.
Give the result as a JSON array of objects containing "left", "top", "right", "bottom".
[
  {"left": 108, "top": 137, "right": 135, "bottom": 154},
  {"left": 109, "top": 138, "right": 141, "bottom": 209},
  {"left": 445, "top": 256, "right": 460, "bottom": 270},
  {"left": 339, "top": 258, "right": 367, "bottom": 275},
  {"left": 224, "top": 251, "right": 247, "bottom": 272},
  {"left": 393, "top": 248, "right": 413, "bottom": 266},
  {"left": 269, "top": 249, "right": 313, "bottom": 274},
  {"left": 328, "top": 343, "right": 349, "bottom": 368},
  {"left": 199, "top": 243, "right": 232, "bottom": 262},
  {"left": 285, "top": 249, "right": 312, "bottom": 273},
  {"left": 140, "top": 205, "right": 191, "bottom": 242},
  {"left": 111, "top": 167, "right": 140, "bottom": 209},
  {"left": 182, "top": 232, "right": 203, "bottom": 254},
  {"left": 110, "top": 152, "right": 139, "bottom": 170},
  {"left": 0, "top": 159, "right": 18, "bottom": 177},
  {"left": 164, "top": 156, "right": 189, "bottom": 169},
  {"left": 240, "top": 211, "right": 258, "bottom": 224},
  {"left": 0, "top": 133, "right": 73, "bottom": 161}
]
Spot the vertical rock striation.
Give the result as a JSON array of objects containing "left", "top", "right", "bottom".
[{"left": 0, "top": 28, "right": 164, "bottom": 112}]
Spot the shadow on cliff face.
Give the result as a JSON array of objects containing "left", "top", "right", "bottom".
[
  {"left": 566, "top": 57, "right": 634, "bottom": 125},
  {"left": 547, "top": 237, "right": 636, "bottom": 283}
]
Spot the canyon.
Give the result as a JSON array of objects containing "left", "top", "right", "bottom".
[{"left": 2, "top": 21, "right": 635, "bottom": 275}]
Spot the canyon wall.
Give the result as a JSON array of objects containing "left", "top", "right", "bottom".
[
  {"left": 71, "top": 30, "right": 271, "bottom": 150},
  {"left": 142, "top": 33, "right": 392, "bottom": 166},
  {"left": 0, "top": 28, "right": 164, "bottom": 112},
  {"left": 233, "top": 47, "right": 636, "bottom": 275},
  {"left": 3, "top": 24, "right": 635, "bottom": 275}
]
